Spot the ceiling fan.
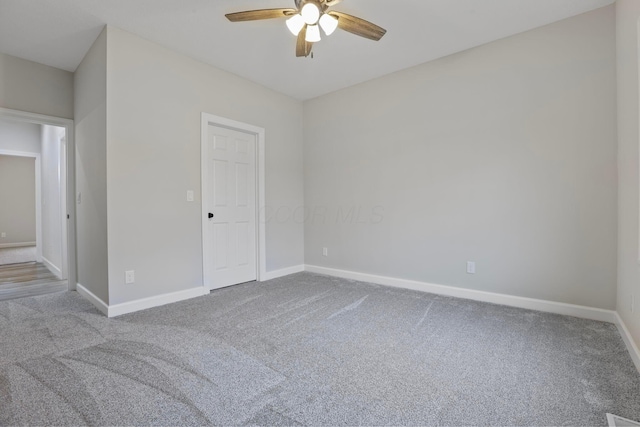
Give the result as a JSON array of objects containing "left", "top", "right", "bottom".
[{"left": 225, "top": 0, "right": 386, "bottom": 58}]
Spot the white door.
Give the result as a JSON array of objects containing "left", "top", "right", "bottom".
[{"left": 204, "top": 125, "right": 257, "bottom": 290}]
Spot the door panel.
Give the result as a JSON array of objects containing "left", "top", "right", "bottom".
[
  {"left": 213, "top": 159, "right": 228, "bottom": 207},
  {"left": 205, "top": 125, "right": 257, "bottom": 290},
  {"left": 213, "top": 223, "right": 228, "bottom": 270},
  {"left": 237, "top": 222, "right": 249, "bottom": 266}
]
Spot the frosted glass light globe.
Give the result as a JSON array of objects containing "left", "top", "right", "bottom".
[
  {"left": 286, "top": 14, "right": 305, "bottom": 36},
  {"left": 301, "top": 3, "right": 320, "bottom": 25},
  {"left": 305, "top": 23, "right": 321, "bottom": 42},
  {"left": 319, "top": 13, "right": 338, "bottom": 36}
]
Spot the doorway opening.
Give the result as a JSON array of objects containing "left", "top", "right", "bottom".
[{"left": 0, "top": 108, "right": 75, "bottom": 301}]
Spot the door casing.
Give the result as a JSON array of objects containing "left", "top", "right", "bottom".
[
  {"left": 0, "top": 107, "right": 76, "bottom": 290},
  {"left": 201, "top": 113, "right": 266, "bottom": 291}
]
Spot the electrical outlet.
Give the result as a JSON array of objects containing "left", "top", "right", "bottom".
[
  {"left": 322, "top": 247, "right": 328, "bottom": 257},
  {"left": 0, "top": 232, "right": 5, "bottom": 238},
  {"left": 466, "top": 261, "right": 476, "bottom": 274},
  {"left": 125, "top": 270, "right": 135, "bottom": 284}
]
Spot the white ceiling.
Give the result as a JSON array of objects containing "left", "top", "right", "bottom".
[{"left": 0, "top": 0, "right": 614, "bottom": 100}]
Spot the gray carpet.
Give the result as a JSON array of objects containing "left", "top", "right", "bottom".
[{"left": 0, "top": 272, "right": 639, "bottom": 426}]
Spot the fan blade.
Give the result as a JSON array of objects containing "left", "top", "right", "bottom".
[
  {"left": 324, "top": 0, "right": 343, "bottom": 6},
  {"left": 296, "top": 27, "right": 313, "bottom": 57},
  {"left": 328, "top": 11, "right": 386, "bottom": 41},
  {"left": 226, "top": 8, "right": 296, "bottom": 22}
]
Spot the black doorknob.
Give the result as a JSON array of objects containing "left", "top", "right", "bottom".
[{"left": 208, "top": 213, "right": 214, "bottom": 219}]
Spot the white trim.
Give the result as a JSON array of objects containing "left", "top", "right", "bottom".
[
  {"left": 0, "top": 149, "right": 39, "bottom": 158},
  {"left": 77, "top": 282, "right": 207, "bottom": 318},
  {"left": 262, "top": 264, "right": 305, "bottom": 281},
  {"left": 107, "top": 287, "right": 207, "bottom": 318},
  {"left": 0, "top": 107, "right": 70, "bottom": 126},
  {"left": 305, "top": 265, "right": 617, "bottom": 323},
  {"left": 0, "top": 108, "right": 76, "bottom": 291},
  {"left": 35, "top": 156, "right": 42, "bottom": 262},
  {"left": 607, "top": 413, "right": 640, "bottom": 427},
  {"left": 614, "top": 312, "right": 640, "bottom": 374},
  {"left": 76, "top": 282, "right": 109, "bottom": 316},
  {"left": 42, "top": 256, "right": 62, "bottom": 279},
  {"left": 637, "top": 17, "right": 640, "bottom": 266},
  {"left": 0, "top": 242, "right": 36, "bottom": 248},
  {"left": 258, "top": 127, "right": 266, "bottom": 282},
  {"left": 200, "top": 113, "right": 266, "bottom": 292},
  {"left": 59, "top": 132, "right": 68, "bottom": 279},
  {"left": 200, "top": 117, "right": 207, "bottom": 292}
]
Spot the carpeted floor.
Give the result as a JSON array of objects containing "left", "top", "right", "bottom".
[{"left": 1, "top": 272, "right": 639, "bottom": 426}]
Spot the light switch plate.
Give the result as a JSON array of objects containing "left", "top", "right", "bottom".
[
  {"left": 467, "top": 261, "right": 476, "bottom": 274},
  {"left": 187, "top": 190, "right": 194, "bottom": 202}
]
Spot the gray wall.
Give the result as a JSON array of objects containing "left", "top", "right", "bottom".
[
  {"left": 0, "top": 119, "right": 41, "bottom": 247},
  {"left": 74, "top": 28, "right": 109, "bottom": 303},
  {"left": 0, "top": 155, "right": 36, "bottom": 245},
  {"left": 616, "top": 0, "right": 640, "bottom": 351},
  {"left": 0, "top": 119, "right": 42, "bottom": 154},
  {"left": 105, "top": 27, "right": 304, "bottom": 305},
  {"left": 0, "top": 52, "right": 74, "bottom": 119},
  {"left": 303, "top": 6, "right": 617, "bottom": 310}
]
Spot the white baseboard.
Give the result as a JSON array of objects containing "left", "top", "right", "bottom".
[
  {"left": 76, "top": 282, "right": 108, "bottom": 316},
  {"left": 76, "top": 283, "right": 207, "bottom": 318},
  {"left": 0, "top": 242, "right": 36, "bottom": 249},
  {"left": 305, "top": 265, "right": 617, "bottom": 324},
  {"left": 107, "top": 286, "right": 207, "bottom": 317},
  {"left": 614, "top": 312, "right": 640, "bottom": 374},
  {"left": 42, "top": 256, "right": 62, "bottom": 279},
  {"left": 262, "top": 264, "right": 305, "bottom": 281}
]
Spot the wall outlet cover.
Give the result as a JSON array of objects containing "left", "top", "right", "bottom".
[
  {"left": 125, "top": 270, "right": 135, "bottom": 284},
  {"left": 466, "top": 261, "right": 476, "bottom": 274}
]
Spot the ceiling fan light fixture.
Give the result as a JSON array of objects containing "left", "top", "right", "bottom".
[
  {"left": 286, "top": 13, "right": 305, "bottom": 35},
  {"left": 319, "top": 13, "right": 338, "bottom": 36},
  {"left": 225, "top": 2, "right": 387, "bottom": 58},
  {"left": 301, "top": 2, "right": 320, "bottom": 25},
  {"left": 305, "top": 24, "right": 321, "bottom": 42}
]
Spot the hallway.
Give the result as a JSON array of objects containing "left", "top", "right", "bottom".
[{"left": 0, "top": 261, "right": 67, "bottom": 301}]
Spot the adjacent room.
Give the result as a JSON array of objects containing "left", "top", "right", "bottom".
[
  {"left": 0, "top": 0, "right": 639, "bottom": 425},
  {"left": 0, "top": 118, "right": 69, "bottom": 301}
]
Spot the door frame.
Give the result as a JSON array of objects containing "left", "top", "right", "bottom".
[
  {"left": 0, "top": 107, "right": 76, "bottom": 290},
  {"left": 59, "top": 132, "right": 68, "bottom": 279},
  {"left": 201, "top": 113, "right": 266, "bottom": 291}
]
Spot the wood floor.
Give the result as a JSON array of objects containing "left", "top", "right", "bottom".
[{"left": 0, "top": 262, "right": 67, "bottom": 301}]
